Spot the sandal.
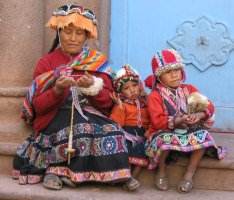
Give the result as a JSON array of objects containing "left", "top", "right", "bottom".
[
  {"left": 61, "top": 176, "right": 76, "bottom": 188},
  {"left": 177, "top": 179, "right": 193, "bottom": 193},
  {"left": 155, "top": 176, "right": 169, "bottom": 191},
  {"left": 123, "top": 177, "right": 140, "bottom": 191},
  {"left": 43, "top": 174, "right": 63, "bottom": 190}
]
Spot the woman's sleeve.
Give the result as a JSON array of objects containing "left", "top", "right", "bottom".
[
  {"left": 110, "top": 105, "right": 126, "bottom": 126},
  {"left": 87, "top": 73, "right": 114, "bottom": 112},
  {"left": 32, "top": 88, "right": 67, "bottom": 116},
  {"left": 33, "top": 57, "right": 52, "bottom": 79},
  {"left": 32, "top": 56, "right": 67, "bottom": 115},
  {"left": 147, "top": 91, "right": 169, "bottom": 130}
]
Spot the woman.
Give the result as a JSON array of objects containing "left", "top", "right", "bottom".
[{"left": 12, "top": 4, "right": 131, "bottom": 190}]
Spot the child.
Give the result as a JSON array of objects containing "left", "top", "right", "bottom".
[
  {"left": 145, "top": 49, "right": 226, "bottom": 193},
  {"left": 110, "top": 64, "right": 149, "bottom": 191}
]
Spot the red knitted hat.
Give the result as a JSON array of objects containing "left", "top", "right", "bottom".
[
  {"left": 113, "top": 64, "right": 140, "bottom": 93},
  {"left": 151, "top": 49, "right": 185, "bottom": 79}
]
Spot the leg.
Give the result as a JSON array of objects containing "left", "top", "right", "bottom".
[
  {"left": 158, "top": 150, "right": 170, "bottom": 178},
  {"left": 178, "top": 149, "right": 205, "bottom": 193},
  {"left": 123, "top": 164, "right": 140, "bottom": 191},
  {"left": 155, "top": 150, "right": 170, "bottom": 191},
  {"left": 184, "top": 149, "right": 205, "bottom": 181},
  {"left": 132, "top": 166, "right": 142, "bottom": 179}
]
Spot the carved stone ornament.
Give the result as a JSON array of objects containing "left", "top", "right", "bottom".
[{"left": 168, "top": 16, "right": 234, "bottom": 71}]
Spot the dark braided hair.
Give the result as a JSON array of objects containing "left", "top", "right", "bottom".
[{"left": 49, "top": 31, "right": 59, "bottom": 53}]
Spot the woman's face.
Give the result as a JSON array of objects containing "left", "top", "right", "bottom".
[
  {"left": 159, "top": 68, "right": 182, "bottom": 88},
  {"left": 59, "top": 24, "right": 87, "bottom": 55},
  {"left": 121, "top": 80, "right": 140, "bottom": 100}
]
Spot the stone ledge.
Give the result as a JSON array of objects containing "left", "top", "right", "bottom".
[
  {"left": 0, "top": 87, "right": 27, "bottom": 97},
  {"left": 0, "top": 175, "right": 234, "bottom": 200},
  {"left": 175, "top": 157, "right": 234, "bottom": 170},
  {"left": 0, "top": 142, "right": 18, "bottom": 156}
]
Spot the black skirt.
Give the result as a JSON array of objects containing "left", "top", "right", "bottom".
[
  {"left": 13, "top": 100, "right": 131, "bottom": 183},
  {"left": 123, "top": 126, "right": 148, "bottom": 167}
]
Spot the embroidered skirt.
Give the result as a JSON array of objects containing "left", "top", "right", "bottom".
[
  {"left": 145, "top": 128, "right": 226, "bottom": 169},
  {"left": 123, "top": 126, "right": 148, "bottom": 167},
  {"left": 13, "top": 106, "right": 131, "bottom": 184}
]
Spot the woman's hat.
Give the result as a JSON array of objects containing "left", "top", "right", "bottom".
[
  {"left": 46, "top": 4, "right": 97, "bottom": 39},
  {"left": 113, "top": 64, "right": 140, "bottom": 93},
  {"left": 151, "top": 49, "right": 184, "bottom": 77}
]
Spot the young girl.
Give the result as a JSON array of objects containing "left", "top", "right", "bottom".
[
  {"left": 110, "top": 65, "right": 149, "bottom": 191},
  {"left": 145, "top": 49, "right": 226, "bottom": 193}
]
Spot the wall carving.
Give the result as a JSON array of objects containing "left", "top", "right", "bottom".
[{"left": 168, "top": 16, "right": 234, "bottom": 71}]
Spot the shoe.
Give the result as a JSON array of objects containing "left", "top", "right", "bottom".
[
  {"left": 177, "top": 179, "right": 193, "bottom": 193},
  {"left": 43, "top": 174, "right": 63, "bottom": 190},
  {"left": 155, "top": 176, "right": 169, "bottom": 191},
  {"left": 123, "top": 177, "right": 140, "bottom": 191}
]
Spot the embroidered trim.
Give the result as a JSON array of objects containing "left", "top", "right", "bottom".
[
  {"left": 156, "top": 63, "right": 183, "bottom": 77},
  {"left": 47, "top": 167, "right": 131, "bottom": 183},
  {"left": 129, "top": 157, "right": 148, "bottom": 167}
]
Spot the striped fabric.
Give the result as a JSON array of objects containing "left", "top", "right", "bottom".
[{"left": 21, "top": 47, "right": 110, "bottom": 124}]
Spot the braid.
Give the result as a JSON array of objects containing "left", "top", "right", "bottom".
[{"left": 49, "top": 31, "right": 59, "bottom": 53}]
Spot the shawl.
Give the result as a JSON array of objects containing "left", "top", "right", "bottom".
[{"left": 22, "top": 47, "right": 112, "bottom": 124}]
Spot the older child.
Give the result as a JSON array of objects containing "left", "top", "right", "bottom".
[
  {"left": 110, "top": 65, "right": 149, "bottom": 191},
  {"left": 145, "top": 49, "right": 226, "bottom": 193}
]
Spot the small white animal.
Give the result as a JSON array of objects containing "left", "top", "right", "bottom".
[{"left": 187, "top": 92, "right": 209, "bottom": 114}]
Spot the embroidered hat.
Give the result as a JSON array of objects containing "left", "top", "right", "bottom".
[
  {"left": 113, "top": 64, "right": 140, "bottom": 93},
  {"left": 46, "top": 4, "right": 98, "bottom": 39},
  {"left": 151, "top": 49, "right": 185, "bottom": 78}
]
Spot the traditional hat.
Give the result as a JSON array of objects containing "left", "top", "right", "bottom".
[
  {"left": 151, "top": 49, "right": 185, "bottom": 78},
  {"left": 113, "top": 64, "right": 140, "bottom": 93},
  {"left": 46, "top": 4, "right": 98, "bottom": 39}
]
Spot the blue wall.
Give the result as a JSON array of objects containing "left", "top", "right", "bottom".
[{"left": 110, "top": 0, "right": 234, "bottom": 131}]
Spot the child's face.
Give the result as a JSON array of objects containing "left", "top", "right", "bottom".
[
  {"left": 121, "top": 80, "right": 140, "bottom": 100},
  {"left": 159, "top": 68, "right": 182, "bottom": 88}
]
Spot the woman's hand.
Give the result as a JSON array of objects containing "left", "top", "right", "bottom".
[
  {"left": 76, "top": 71, "right": 94, "bottom": 88},
  {"left": 53, "top": 76, "right": 76, "bottom": 95}
]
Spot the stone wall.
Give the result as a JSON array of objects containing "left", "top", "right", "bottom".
[{"left": 0, "top": 0, "right": 110, "bottom": 148}]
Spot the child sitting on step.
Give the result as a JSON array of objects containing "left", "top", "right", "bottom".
[
  {"left": 110, "top": 65, "right": 150, "bottom": 191},
  {"left": 145, "top": 49, "right": 226, "bottom": 193}
]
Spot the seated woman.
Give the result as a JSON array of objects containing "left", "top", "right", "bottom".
[{"left": 12, "top": 4, "right": 131, "bottom": 190}]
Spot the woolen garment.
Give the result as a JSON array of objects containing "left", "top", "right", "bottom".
[{"left": 31, "top": 48, "right": 114, "bottom": 133}]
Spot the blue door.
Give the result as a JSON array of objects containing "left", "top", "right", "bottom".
[{"left": 110, "top": 0, "right": 234, "bottom": 132}]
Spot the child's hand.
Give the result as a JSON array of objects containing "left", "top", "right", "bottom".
[
  {"left": 110, "top": 92, "right": 123, "bottom": 109},
  {"left": 185, "top": 112, "right": 206, "bottom": 125},
  {"left": 174, "top": 114, "right": 189, "bottom": 128}
]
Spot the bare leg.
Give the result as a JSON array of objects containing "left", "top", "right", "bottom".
[
  {"left": 132, "top": 166, "right": 142, "bottom": 179},
  {"left": 177, "top": 149, "right": 205, "bottom": 193},
  {"left": 158, "top": 150, "right": 170, "bottom": 177},
  {"left": 123, "top": 165, "right": 140, "bottom": 191},
  {"left": 155, "top": 150, "right": 170, "bottom": 191},
  {"left": 184, "top": 149, "right": 205, "bottom": 181}
]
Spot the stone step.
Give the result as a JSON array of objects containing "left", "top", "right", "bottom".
[
  {"left": 0, "top": 132, "right": 234, "bottom": 191},
  {"left": 0, "top": 174, "right": 234, "bottom": 200}
]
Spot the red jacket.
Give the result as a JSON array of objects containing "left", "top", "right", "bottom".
[
  {"left": 32, "top": 48, "right": 113, "bottom": 133},
  {"left": 146, "top": 84, "right": 215, "bottom": 139}
]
